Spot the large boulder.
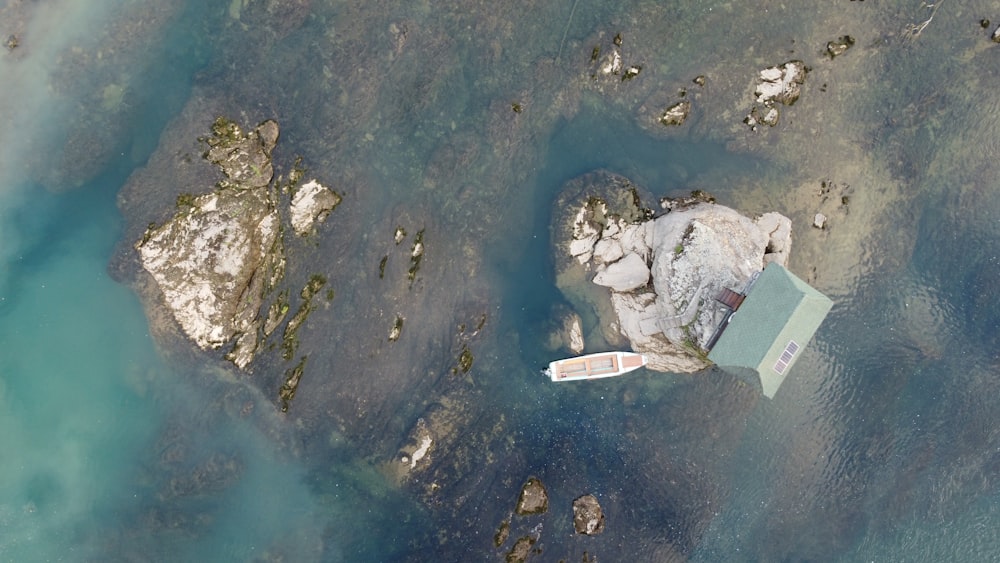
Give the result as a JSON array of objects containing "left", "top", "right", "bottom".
[
  {"left": 572, "top": 494, "right": 606, "bottom": 535},
  {"left": 290, "top": 179, "right": 341, "bottom": 237},
  {"left": 515, "top": 477, "right": 549, "bottom": 515},
  {"left": 131, "top": 116, "right": 343, "bottom": 371},
  {"left": 552, "top": 171, "right": 791, "bottom": 373},
  {"left": 593, "top": 251, "right": 650, "bottom": 292},
  {"left": 134, "top": 119, "right": 291, "bottom": 369}
]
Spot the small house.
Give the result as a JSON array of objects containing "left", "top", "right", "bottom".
[{"left": 707, "top": 262, "right": 832, "bottom": 398}]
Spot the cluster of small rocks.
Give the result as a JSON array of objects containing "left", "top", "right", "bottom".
[
  {"left": 744, "top": 61, "right": 808, "bottom": 130},
  {"left": 494, "top": 477, "right": 606, "bottom": 562}
]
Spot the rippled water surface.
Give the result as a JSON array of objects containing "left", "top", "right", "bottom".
[{"left": 2, "top": 0, "right": 999, "bottom": 561}]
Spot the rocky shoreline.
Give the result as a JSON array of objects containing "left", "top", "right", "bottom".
[
  {"left": 131, "top": 117, "right": 340, "bottom": 371},
  {"left": 550, "top": 171, "right": 792, "bottom": 373},
  {"left": 72, "top": 0, "right": 1000, "bottom": 558}
]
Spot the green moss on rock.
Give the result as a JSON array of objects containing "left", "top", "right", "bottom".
[
  {"left": 457, "top": 346, "right": 474, "bottom": 373},
  {"left": 515, "top": 477, "right": 548, "bottom": 515},
  {"left": 279, "top": 356, "right": 306, "bottom": 412},
  {"left": 505, "top": 536, "right": 536, "bottom": 563},
  {"left": 389, "top": 315, "right": 404, "bottom": 342},
  {"left": 493, "top": 520, "right": 510, "bottom": 547}
]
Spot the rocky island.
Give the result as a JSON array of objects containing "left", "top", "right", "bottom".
[
  {"left": 132, "top": 117, "right": 340, "bottom": 370},
  {"left": 551, "top": 171, "right": 791, "bottom": 373}
]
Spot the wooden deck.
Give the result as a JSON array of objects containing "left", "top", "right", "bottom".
[
  {"left": 621, "top": 354, "right": 645, "bottom": 368},
  {"left": 549, "top": 351, "right": 647, "bottom": 381},
  {"left": 556, "top": 353, "right": 619, "bottom": 379},
  {"left": 715, "top": 287, "right": 746, "bottom": 311}
]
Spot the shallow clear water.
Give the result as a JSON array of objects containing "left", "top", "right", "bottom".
[{"left": 2, "top": 0, "right": 1000, "bottom": 561}]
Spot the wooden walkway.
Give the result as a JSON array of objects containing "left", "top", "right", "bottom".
[{"left": 715, "top": 287, "right": 745, "bottom": 310}]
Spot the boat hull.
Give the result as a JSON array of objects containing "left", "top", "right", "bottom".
[{"left": 547, "top": 351, "right": 647, "bottom": 382}]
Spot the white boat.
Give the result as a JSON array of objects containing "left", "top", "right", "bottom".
[{"left": 545, "top": 351, "right": 648, "bottom": 382}]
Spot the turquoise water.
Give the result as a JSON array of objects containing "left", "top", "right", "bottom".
[
  {"left": 0, "top": 178, "right": 162, "bottom": 560},
  {"left": 3, "top": 0, "right": 1000, "bottom": 561},
  {"left": 0, "top": 154, "right": 331, "bottom": 561}
]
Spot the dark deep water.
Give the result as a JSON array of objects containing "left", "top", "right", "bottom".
[{"left": 2, "top": 0, "right": 1000, "bottom": 561}]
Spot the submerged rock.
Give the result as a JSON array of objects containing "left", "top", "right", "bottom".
[
  {"left": 587, "top": 30, "right": 643, "bottom": 92},
  {"left": 545, "top": 304, "right": 585, "bottom": 354},
  {"left": 552, "top": 171, "right": 791, "bottom": 373},
  {"left": 572, "top": 494, "right": 605, "bottom": 535},
  {"left": 565, "top": 311, "right": 585, "bottom": 354}
]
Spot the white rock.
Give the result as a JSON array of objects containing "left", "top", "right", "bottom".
[
  {"left": 574, "top": 202, "right": 790, "bottom": 373},
  {"left": 755, "top": 211, "right": 792, "bottom": 266},
  {"left": 593, "top": 237, "right": 624, "bottom": 264},
  {"left": 618, "top": 221, "right": 654, "bottom": 257},
  {"left": 755, "top": 60, "right": 807, "bottom": 105},
  {"left": 567, "top": 315, "right": 585, "bottom": 354},
  {"left": 568, "top": 200, "right": 608, "bottom": 263},
  {"left": 759, "top": 67, "right": 784, "bottom": 82},
  {"left": 593, "top": 252, "right": 650, "bottom": 292},
  {"left": 137, "top": 188, "right": 281, "bottom": 367},
  {"left": 410, "top": 435, "right": 432, "bottom": 468},
  {"left": 601, "top": 50, "right": 623, "bottom": 75},
  {"left": 290, "top": 179, "right": 341, "bottom": 236},
  {"left": 814, "top": 212, "right": 827, "bottom": 229},
  {"left": 762, "top": 107, "right": 779, "bottom": 126},
  {"left": 569, "top": 234, "right": 599, "bottom": 263}
]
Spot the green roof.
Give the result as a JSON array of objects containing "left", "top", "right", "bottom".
[{"left": 708, "top": 262, "right": 832, "bottom": 398}]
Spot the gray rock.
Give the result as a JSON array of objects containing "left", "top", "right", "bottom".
[
  {"left": 546, "top": 305, "right": 585, "bottom": 354},
  {"left": 572, "top": 494, "right": 606, "bottom": 535},
  {"left": 826, "top": 35, "right": 855, "bottom": 58},
  {"left": 505, "top": 536, "right": 536, "bottom": 563},
  {"left": 135, "top": 119, "right": 285, "bottom": 369},
  {"left": 745, "top": 60, "right": 807, "bottom": 130},
  {"left": 593, "top": 252, "right": 650, "bottom": 292},
  {"left": 756, "top": 211, "right": 793, "bottom": 264},
  {"left": 755, "top": 60, "right": 807, "bottom": 106},
  {"left": 290, "top": 179, "right": 341, "bottom": 236},
  {"left": 553, "top": 173, "right": 792, "bottom": 373},
  {"left": 659, "top": 100, "right": 691, "bottom": 126},
  {"left": 565, "top": 312, "right": 585, "bottom": 354},
  {"left": 515, "top": 477, "right": 548, "bottom": 515}
]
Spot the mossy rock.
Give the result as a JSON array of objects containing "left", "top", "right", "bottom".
[
  {"left": 505, "top": 536, "right": 536, "bottom": 563},
  {"left": 457, "top": 347, "right": 474, "bottom": 373},
  {"left": 515, "top": 477, "right": 548, "bottom": 515},
  {"left": 279, "top": 356, "right": 306, "bottom": 412},
  {"left": 493, "top": 520, "right": 510, "bottom": 547}
]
